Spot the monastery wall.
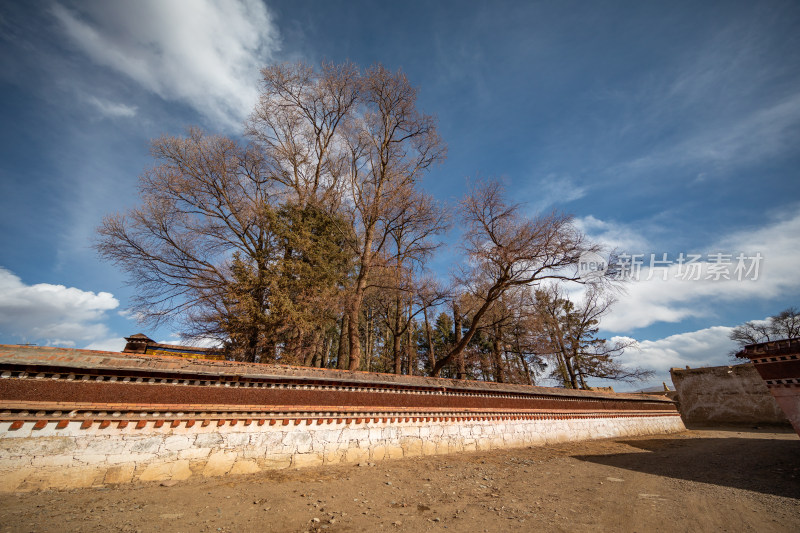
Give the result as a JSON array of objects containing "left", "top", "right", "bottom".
[
  {"left": 0, "top": 345, "right": 684, "bottom": 492},
  {"left": 670, "top": 364, "right": 789, "bottom": 426}
]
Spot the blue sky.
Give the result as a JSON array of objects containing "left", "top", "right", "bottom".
[{"left": 1, "top": 0, "right": 798, "bottom": 389}]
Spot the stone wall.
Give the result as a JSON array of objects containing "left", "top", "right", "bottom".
[
  {"left": 670, "top": 363, "right": 789, "bottom": 425},
  {"left": 1, "top": 345, "right": 684, "bottom": 492},
  {"left": 737, "top": 338, "right": 800, "bottom": 436},
  {"left": 0, "top": 413, "right": 683, "bottom": 493}
]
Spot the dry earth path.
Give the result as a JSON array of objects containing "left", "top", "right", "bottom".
[{"left": 1, "top": 428, "right": 798, "bottom": 532}]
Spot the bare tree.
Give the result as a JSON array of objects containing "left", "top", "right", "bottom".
[
  {"left": 419, "top": 282, "right": 454, "bottom": 373},
  {"left": 731, "top": 306, "right": 800, "bottom": 358},
  {"left": 431, "top": 179, "right": 598, "bottom": 377},
  {"left": 97, "top": 131, "right": 353, "bottom": 363},
  {"left": 242, "top": 62, "right": 362, "bottom": 361},
  {"left": 535, "top": 284, "right": 650, "bottom": 388},
  {"left": 341, "top": 65, "right": 446, "bottom": 371},
  {"left": 440, "top": 287, "right": 548, "bottom": 384},
  {"left": 383, "top": 190, "right": 449, "bottom": 374},
  {"left": 99, "top": 62, "right": 448, "bottom": 368},
  {"left": 96, "top": 130, "right": 274, "bottom": 359},
  {"left": 245, "top": 61, "right": 360, "bottom": 209},
  {"left": 101, "top": 61, "right": 650, "bottom": 386},
  {"left": 452, "top": 298, "right": 466, "bottom": 378},
  {"left": 486, "top": 288, "right": 548, "bottom": 385},
  {"left": 374, "top": 273, "right": 450, "bottom": 374}
]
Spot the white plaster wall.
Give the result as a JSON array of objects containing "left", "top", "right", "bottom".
[
  {"left": 671, "top": 364, "right": 789, "bottom": 425},
  {"left": 0, "top": 415, "right": 685, "bottom": 492}
]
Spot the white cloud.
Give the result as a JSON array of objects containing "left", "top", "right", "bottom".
[
  {"left": 573, "top": 215, "right": 649, "bottom": 252},
  {"left": 157, "top": 336, "right": 221, "bottom": 349},
  {"left": 578, "top": 209, "right": 800, "bottom": 332},
  {"left": 86, "top": 95, "right": 137, "bottom": 118},
  {"left": 611, "top": 325, "right": 739, "bottom": 391},
  {"left": 614, "top": 326, "right": 736, "bottom": 375},
  {"left": 0, "top": 268, "right": 119, "bottom": 347},
  {"left": 529, "top": 174, "right": 587, "bottom": 211},
  {"left": 84, "top": 337, "right": 127, "bottom": 352},
  {"left": 52, "top": 0, "right": 280, "bottom": 130}
]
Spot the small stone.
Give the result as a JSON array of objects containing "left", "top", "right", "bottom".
[{"left": 311, "top": 518, "right": 320, "bottom": 523}]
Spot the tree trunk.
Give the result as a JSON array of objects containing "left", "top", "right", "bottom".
[
  {"left": 337, "top": 314, "right": 349, "bottom": 370},
  {"left": 432, "top": 281, "right": 504, "bottom": 376},
  {"left": 319, "top": 332, "right": 331, "bottom": 368},
  {"left": 303, "top": 330, "right": 318, "bottom": 367},
  {"left": 543, "top": 309, "right": 578, "bottom": 388},
  {"left": 393, "top": 294, "right": 403, "bottom": 374},
  {"left": 365, "top": 309, "right": 373, "bottom": 372},
  {"left": 245, "top": 325, "right": 259, "bottom": 363},
  {"left": 347, "top": 304, "right": 360, "bottom": 371},
  {"left": 478, "top": 351, "right": 490, "bottom": 381},
  {"left": 563, "top": 352, "right": 578, "bottom": 389},
  {"left": 454, "top": 302, "right": 465, "bottom": 379},
  {"left": 517, "top": 351, "right": 533, "bottom": 385},
  {"left": 347, "top": 276, "right": 370, "bottom": 371},
  {"left": 576, "top": 354, "right": 588, "bottom": 389},
  {"left": 347, "top": 226, "right": 375, "bottom": 371},
  {"left": 262, "top": 341, "right": 276, "bottom": 364},
  {"left": 405, "top": 308, "right": 414, "bottom": 375},
  {"left": 286, "top": 330, "right": 302, "bottom": 365},
  {"left": 423, "top": 306, "right": 436, "bottom": 370},
  {"left": 491, "top": 324, "right": 505, "bottom": 383},
  {"left": 553, "top": 351, "right": 570, "bottom": 388}
]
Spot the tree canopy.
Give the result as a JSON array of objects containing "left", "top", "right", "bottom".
[{"left": 96, "top": 61, "right": 646, "bottom": 389}]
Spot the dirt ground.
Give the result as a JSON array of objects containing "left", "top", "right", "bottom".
[{"left": 1, "top": 427, "right": 798, "bottom": 533}]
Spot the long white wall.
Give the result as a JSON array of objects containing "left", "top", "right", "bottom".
[{"left": 0, "top": 414, "right": 684, "bottom": 492}]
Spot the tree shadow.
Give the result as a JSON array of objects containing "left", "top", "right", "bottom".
[{"left": 573, "top": 434, "right": 800, "bottom": 499}]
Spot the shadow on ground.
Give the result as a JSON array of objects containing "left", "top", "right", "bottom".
[{"left": 573, "top": 433, "right": 800, "bottom": 499}]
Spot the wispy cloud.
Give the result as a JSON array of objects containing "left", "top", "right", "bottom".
[
  {"left": 623, "top": 91, "right": 800, "bottom": 175},
  {"left": 86, "top": 95, "right": 137, "bottom": 118},
  {"left": 528, "top": 174, "right": 587, "bottom": 212},
  {"left": 600, "top": 14, "right": 800, "bottom": 180},
  {"left": 51, "top": 0, "right": 280, "bottom": 130}
]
